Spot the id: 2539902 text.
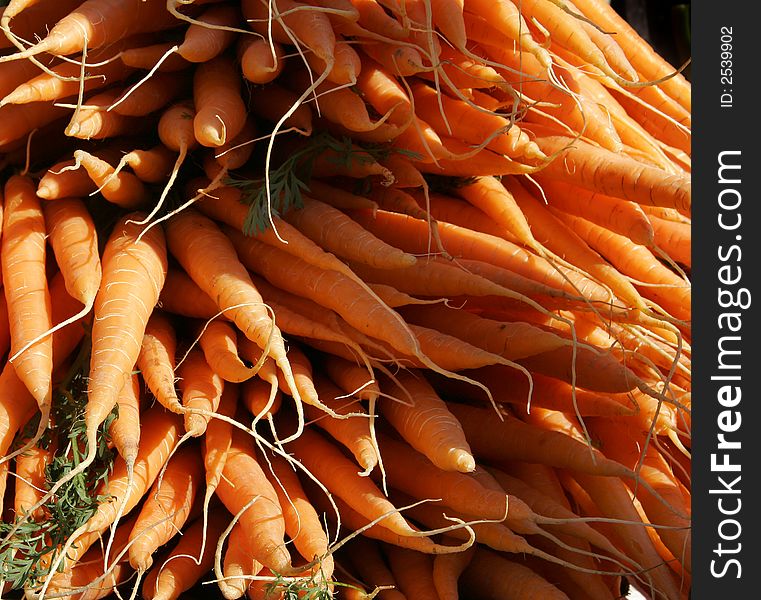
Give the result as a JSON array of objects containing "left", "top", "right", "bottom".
[{"left": 720, "top": 26, "right": 734, "bottom": 108}]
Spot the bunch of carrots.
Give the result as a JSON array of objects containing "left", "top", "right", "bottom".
[{"left": 0, "top": 0, "right": 690, "bottom": 599}]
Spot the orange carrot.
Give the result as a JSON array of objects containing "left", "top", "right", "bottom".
[
  {"left": 109, "top": 373, "right": 142, "bottom": 469},
  {"left": 381, "top": 369, "right": 474, "bottom": 473},
  {"left": 128, "top": 443, "right": 204, "bottom": 572},
  {"left": 214, "top": 429, "right": 292, "bottom": 574},
  {"left": 73, "top": 149, "right": 149, "bottom": 208},
  {"left": 108, "top": 71, "right": 190, "bottom": 117},
  {"left": 3, "top": 175, "right": 52, "bottom": 408},
  {"left": 239, "top": 37, "right": 286, "bottom": 84},
  {"left": 386, "top": 546, "right": 438, "bottom": 600},
  {"left": 221, "top": 522, "right": 265, "bottom": 599},
  {"left": 200, "top": 320, "right": 258, "bottom": 383},
  {"left": 177, "top": 3, "right": 241, "bottom": 63},
  {"left": 137, "top": 311, "right": 182, "bottom": 413},
  {"left": 36, "top": 158, "right": 97, "bottom": 200},
  {"left": 142, "top": 513, "right": 229, "bottom": 600},
  {"left": 177, "top": 347, "right": 225, "bottom": 437},
  {"left": 193, "top": 54, "right": 247, "bottom": 147},
  {"left": 158, "top": 268, "right": 219, "bottom": 319}
]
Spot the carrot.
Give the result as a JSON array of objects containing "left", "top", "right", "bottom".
[
  {"left": 177, "top": 347, "right": 225, "bottom": 437},
  {"left": 67, "top": 89, "right": 145, "bottom": 140},
  {"left": 1, "top": 0, "right": 180, "bottom": 62},
  {"left": 1, "top": 49, "right": 129, "bottom": 108},
  {"left": 304, "top": 39, "right": 362, "bottom": 86},
  {"left": 193, "top": 54, "right": 247, "bottom": 147},
  {"left": 282, "top": 196, "right": 417, "bottom": 269},
  {"left": 114, "top": 145, "right": 176, "bottom": 184},
  {"left": 226, "top": 226, "right": 485, "bottom": 396},
  {"left": 286, "top": 426, "right": 418, "bottom": 538},
  {"left": 137, "top": 311, "right": 182, "bottom": 413},
  {"left": 554, "top": 210, "right": 691, "bottom": 322},
  {"left": 3, "top": 175, "right": 52, "bottom": 409},
  {"left": 121, "top": 41, "right": 192, "bottom": 72},
  {"left": 143, "top": 512, "right": 229, "bottom": 600},
  {"left": 0, "top": 293, "right": 9, "bottom": 361},
  {"left": 385, "top": 546, "right": 438, "bottom": 600},
  {"left": 200, "top": 320, "right": 258, "bottom": 383},
  {"left": 36, "top": 158, "right": 97, "bottom": 200},
  {"left": 247, "top": 83, "right": 313, "bottom": 134},
  {"left": 158, "top": 268, "right": 220, "bottom": 319},
  {"left": 13, "top": 439, "right": 53, "bottom": 521},
  {"left": 214, "top": 429, "right": 293, "bottom": 574},
  {"left": 42, "top": 198, "right": 102, "bottom": 310},
  {"left": 305, "top": 375, "right": 377, "bottom": 475},
  {"left": 380, "top": 369, "right": 474, "bottom": 473},
  {"left": 340, "top": 537, "right": 405, "bottom": 600},
  {"left": 176, "top": 3, "right": 242, "bottom": 63},
  {"left": 527, "top": 132, "right": 691, "bottom": 214},
  {"left": 221, "top": 522, "right": 265, "bottom": 600},
  {"left": 648, "top": 213, "right": 690, "bottom": 268},
  {"left": 433, "top": 541, "right": 476, "bottom": 600},
  {"left": 128, "top": 443, "right": 204, "bottom": 572},
  {"left": 109, "top": 373, "right": 141, "bottom": 469},
  {"left": 463, "top": 0, "right": 551, "bottom": 69},
  {"left": 165, "top": 209, "right": 303, "bottom": 438},
  {"left": 243, "top": 375, "right": 282, "bottom": 423},
  {"left": 108, "top": 71, "right": 190, "bottom": 117},
  {"left": 462, "top": 547, "right": 571, "bottom": 600},
  {"left": 401, "top": 304, "right": 570, "bottom": 360},
  {"left": 267, "top": 452, "right": 334, "bottom": 578},
  {"left": 0, "top": 100, "right": 67, "bottom": 148},
  {"left": 72, "top": 149, "right": 149, "bottom": 208},
  {"left": 238, "top": 37, "right": 286, "bottom": 84}
]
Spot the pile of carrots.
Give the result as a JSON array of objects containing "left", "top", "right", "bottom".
[{"left": 0, "top": 0, "right": 690, "bottom": 599}]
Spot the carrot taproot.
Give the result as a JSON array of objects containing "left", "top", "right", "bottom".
[
  {"left": 1, "top": 0, "right": 180, "bottom": 62},
  {"left": 13, "top": 438, "right": 53, "bottom": 521},
  {"left": 463, "top": 0, "right": 551, "bottom": 69},
  {"left": 36, "top": 157, "right": 97, "bottom": 200},
  {"left": 242, "top": 373, "right": 282, "bottom": 422},
  {"left": 193, "top": 54, "right": 247, "bottom": 147},
  {"left": 115, "top": 145, "right": 177, "bottom": 184},
  {"left": 0, "top": 101, "right": 67, "bottom": 153},
  {"left": 380, "top": 370, "right": 474, "bottom": 473},
  {"left": 137, "top": 311, "right": 182, "bottom": 413},
  {"left": 553, "top": 210, "right": 691, "bottom": 322},
  {"left": 267, "top": 451, "right": 334, "bottom": 578},
  {"left": 527, "top": 132, "right": 691, "bottom": 214},
  {"left": 225, "top": 225, "right": 488, "bottom": 396},
  {"left": 354, "top": 53, "right": 413, "bottom": 128},
  {"left": 214, "top": 428, "right": 293, "bottom": 574},
  {"left": 340, "top": 537, "right": 405, "bottom": 600},
  {"left": 220, "top": 522, "right": 265, "bottom": 600},
  {"left": 385, "top": 546, "right": 438, "bottom": 600},
  {"left": 238, "top": 37, "right": 286, "bottom": 84},
  {"left": 200, "top": 320, "right": 258, "bottom": 383},
  {"left": 108, "top": 70, "right": 190, "bottom": 117},
  {"left": 304, "top": 39, "right": 362, "bottom": 86},
  {"left": 72, "top": 149, "right": 149, "bottom": 208},
  {"left": 286, "top": 426, "right": 419, "bottom": 538},
  {"left": 461, "top": 547, "right": 571, "bottom": 600},
  {"left": 282, "top": 195, "right": 417, "bottom": 269},
  {"left": 108, "top": 373, "right": 142, "bottom": 470},
  {"left": 158, "top": 268, "right": 219, "bottom": 319},
  {"left": 121, "top": 41, "right": 192, "bottom": 72},
  {"left": 0, "top": 45, "right": 131, "bottom": 107},
  {"left": 35, "top": 213, "right": 168, "bottom": 514},
  {"left": 128, "top": 443, "right": 204, "bottom": 572},
  {"left": 165, "top": 209, "right": 303, "bottom": 438},
  {"left": 67, "top": 89, "right": 146, "bottom": 140},
  {"left": 647, "top": 213, "right": 690, "bottom": 268},
  {"left": 247, "top": 83, "right": 313, "bottom": 134},
  {"left": 42, "top": 197, "right": 101, "bottom": 308},
  {"left": 3, "top": 175, "right": 52, "bottom": 409},
  {"left": 176, "top": 3, "right": 241, "bottom": 63},
  {"left": 143, "top": 512, "right": 229, "bottom": 600},
  {"left": 303, "top": 375, "right": 377, "bottom": 475},
  {"left": 177, "top": 347, "right": 225, "bottom": 437}
]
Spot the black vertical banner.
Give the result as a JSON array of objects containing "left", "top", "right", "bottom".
[{"left": 692, "top": 3, "right": 761, "bottom": 598}]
